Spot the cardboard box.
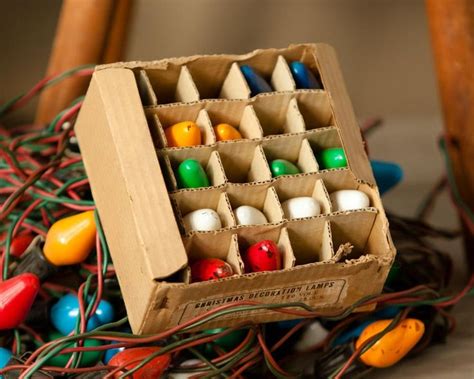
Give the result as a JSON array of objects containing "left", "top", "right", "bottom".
[{"left": 75, "top": 43, "right": 395, "bottom": 334}]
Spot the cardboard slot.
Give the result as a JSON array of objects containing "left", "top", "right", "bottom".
[
  {"left": 320, "top": 169, "right": 379, "bottom": 210},
  {"left": 217, "top": 141, "right": 272, "bottom": 183},
  {"left": 226, "top": 184, "right": 284, "bottom": 224},
  {"left": 184, "top": 232, "right": 245, "bottom": 279},
  {"left": 287, "top": 218, "right": 334, "bottom": 264},
  {"left": 171, "top": 188, "right": 235, "bottom": 234},
  {"left": 253, "top": 95, "right": 306, "bottom": 136},
  {"left": 262, "top": 134, "right": 318, "bottom": 176},
  {"left": 175, "top": 66, "right": 201, "bottom": 103},
  {"left": 148, "top": 113, "right": 168, "bottom": 149},
  {"left": 274, "top": 176, "right": 332, "bottom": 215},
  {"left": 271, "top": 55, "right": 296, "bottom": 92},
  {"left": 303, "top": 127, "right": 347, "bottom": 169},
  {"left": 366, "top": 212, "right": 393, "bottom": 258},
  {"left": 329, "top": 210, "right": 378, "bottom": 259},
  {"left": 206, "top": 102, "right": 264, "bottom": 139},
  {"left": 236, "top": 225, "right": 295, "bottom": 270},
  {"left": 135, "top": 70, "right": 157, "bottom": 106},
  {"left": 160, "top": 155, "right": 178, "bottom": 192},
  {"left": 294, "top": 91, "right": 333, "bottom": 129},
  {"left": 219, "top": 62, "right": 252, "bottom": 99},
  {"left": 151, "top": 106, "right": 216, "bottom": 147},
  {"left": 144, "top": 66, "right": 181, "bottom": 104},
  {"left": 162, "top": 147, "right": 226, "bottom": 190}
]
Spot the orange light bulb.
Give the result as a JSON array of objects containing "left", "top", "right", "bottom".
[
  {"left": 356, "top": 318, "right": 425, "bottom": 368},
  {"left": 43, "top": 211, "right": 96, "bottom": 266},
  {"left": 213, "top": 123, "right": 242, "bottom": 141},
  {"left": 165, "top": 121, "right": 201, "bottom": 147}
]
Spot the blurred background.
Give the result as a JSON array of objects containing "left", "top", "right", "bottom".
[{"left": 0, "top": 0, "right": 471, "bottom": 377}]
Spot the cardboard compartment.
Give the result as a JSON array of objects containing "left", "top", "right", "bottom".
[
  {"left": 262, "top": 134, "right": 318, "bottom": 176},
  {"left": 184, "top": 233, "right": 245, "bottom": 282},
  {"left": 217, "top": 140, "right": 271, "bottom": 183},
  {"left": 274, "top": 175, "right": 332, "bottom": 216},
  {"left": 148, "top": 104, "right": 215, "bottom": 148},
  {"left": 329, "top": 209, "right": 378, "bottom": 260},
  {"left": 226, "top": 184, "right": 284, "bottom": 225},
  {"left": 171, "top": 188, "right": 235, "bottom": 234},
  {"left": 236, "top": 225, "right": 296, "bottom": 271},
  {"left": 295, "top": 91, "right": 333, "bottom": 130},
  {"left": 135, "top": 70, "right": 157, "bottom": 106},
  {"left": 287, "top": 218, "right": 334, "bottom": 265},
  {"left": 253, "top": 94, "right": 306, "bottom": 136},
  {"left": 304, "top": 127, "right": 347, "bottom": 170},
  {"left": 144, "top": 65, "right": 200, "bottom": 104},
  {"left": 160, "top": 146, "right": 226, "bottom": 191},
  {"left": 321, "top": 169, "right": 379, "bottom": 211},
  {"left": 206, "top": 102, "right": 264, "bottom": 140}
]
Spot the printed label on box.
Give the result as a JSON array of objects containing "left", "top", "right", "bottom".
[{"left": 175, "top": 278, "right": 347, "bottom": 324}]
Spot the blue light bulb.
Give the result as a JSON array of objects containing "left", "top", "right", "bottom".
[{"left": 50, "top": 293, "right": 115, "bottom": 335}]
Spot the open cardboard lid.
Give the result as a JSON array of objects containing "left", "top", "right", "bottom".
[{"left": 76, "top": 68, "right": 189, "bottom": 279}]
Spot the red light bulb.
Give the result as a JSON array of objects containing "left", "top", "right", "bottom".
[
  {"left": 10, "top": 232, "right": 35, "bottom": 258},
  {"left": 243, "top": 240, "right": 281, "bottom": 272},
  {"left": 109, "top": 347, "right": 171, "bottom": 378},
  {"left": 0, "top": 273, "right": 40, "bottom": 330},
  {"left": 190, "top": 258, "right": 234, "bottom": 282}
]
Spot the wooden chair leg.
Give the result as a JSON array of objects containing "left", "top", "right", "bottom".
[
  {"left": 426, "top": 0, "right": 474, "bottom": 266},
  {"left": 35, "top": 0, "right": 132, "bottom": 124}
]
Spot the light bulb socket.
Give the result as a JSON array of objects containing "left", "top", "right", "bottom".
[{"left": 13, "top": 236, "right": 58, "bottom": 281}]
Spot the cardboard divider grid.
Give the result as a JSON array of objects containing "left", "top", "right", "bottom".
[
  {"left": 274, "top": 175, "right": 332, "bottom": 215},
  {"left": 76, "top": 44, "right": 396, "bottom": 334},
  {"left": 226, "top": 184, "right": 284, "bottom": 224},
  {"left": 287, "top": 218, "right": 333, "bottom": 264},
  {"left": 170, "top": 187, "right": 235, "bottom": 235},
  {"left": 160, "top": 146, "right": 227, "bottom": 191}
]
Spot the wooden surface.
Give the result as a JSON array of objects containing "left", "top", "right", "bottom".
[
  {"left": 35, "top": 0, "right": 132, "bottom": 124},
  {"left": 426, "top": 0, "right": 474, "bottom": 265}
]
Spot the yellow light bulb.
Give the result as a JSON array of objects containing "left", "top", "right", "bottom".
[
  {"left": 43, "top": 211, "right": 96, "bottom": 266},
  {"left": 356, "top": 318, "right": 425, "bottom": 368}
]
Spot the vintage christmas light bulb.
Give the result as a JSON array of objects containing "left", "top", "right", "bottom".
[
  {"left": 243, "top": 240, "right": 282, "bottom": 273},
  {"left": 165, "top": 121, "right": 202, "bottom": 147},
  {"left": 240, "top": 65, "right": 272, "bottom": 96},
  {"left": 356, "top": 318, "right": 425, "bottom": 368},
  {"left": 317, "top": 148, "right": 347, "bottom": 169},
  {"left": 214, "top": 123, "right": 242, "bottom": 141},
  {"left": 13, "top": 211, "right": 96, "bottom": 280},
  {"left": 46, "top": 331, "right": 102, "bottom": 367},
  {"left": 289, "top": 61, "right": 322, "bottom": 89},
  {"left": 0, "top": 273, "right": 40, "bottom": 330},
  {"left": 43, "top": 210, "right": 96, "bottom": 266},
  {"left": 270, "top": 159, "right": 301, "bottom": 177},
  {"left": 9, "top": 231, "right": 35, "bottom": 258},
  {"left": 109, "top": 347, "right": 171, "bottom": 378},
  {"left": 176, "top": 159, "right": 210, "bottom": 189},
  {"left": 50, "top": 293, "right": 115, "bottom": 335},
  {"left": 190, "top": 258, "right": 234, "bottom": 282}
]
